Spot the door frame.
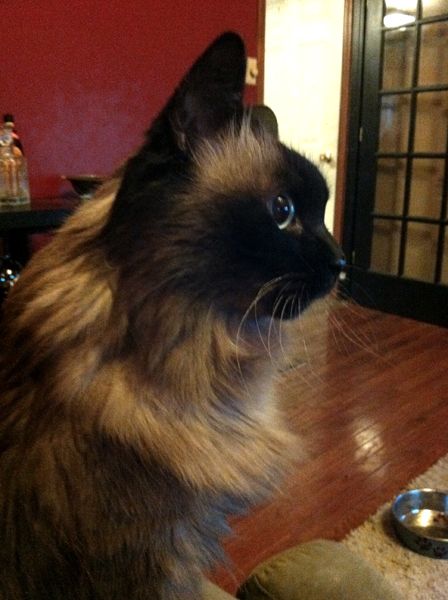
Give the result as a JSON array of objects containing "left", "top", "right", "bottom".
[
  {"left": 257, "top": 0, "right": 266, "bottom": 104},
  {"left": 340, "top": 0, "right": 366, "bottom": 257},
  {"left": 260, "top": 0, "right": 354, "bottom": 240},
  {"left": 334, "top": 0, "right": 356, "bottom": 244}
]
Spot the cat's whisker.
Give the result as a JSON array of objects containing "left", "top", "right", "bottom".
[
  {"left": 328, "top": 310, "right": 381, "bottom": 360},
  {"left": 291, "top": 289, "right": 325, "bottom": 388},
  {"left": 327, "top": 306, "right": 351, "bottom": 356},
  {"left": 334, "top": 292, "right": 379, "bottom": 351},
  {"left": 235, "top": 276, "right": 288, "bottom": 387},
  {"left": 325, "top": 291, "right": 375, "bottom": 349},
  {"left": 275, "top": 291, "right": 302, "bottom": 378},
  {"left": 276, "top": 294, "right": 294, "bottom": 369},
  {"left": 267, "top": 281, "right": 295, "bottom": 368},
  {"left": 252, "top": 280, "right": 282, "bottom": 356},
  {"left": 277, "top": 292, "right": 310, "bottom": 385},
  {"left": 298, "top": 303, "right": 323, "bottom": 388},
  {"left": 266, "top": 303, "right": 280, "bottom": 368}
]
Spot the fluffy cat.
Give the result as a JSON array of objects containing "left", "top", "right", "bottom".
[{"left": 0, "top": 33, "right": 344, "bottom": 599}]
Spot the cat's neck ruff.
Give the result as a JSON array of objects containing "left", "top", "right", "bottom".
[{"left": 1, "top": 180, "right": 294, "bottom": 496}]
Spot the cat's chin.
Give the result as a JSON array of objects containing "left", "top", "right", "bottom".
[
  {"left": 260, "top": 275, "right": 339, "bottom": 321},
  {"left": 247, "top": 284, "right": 312, "bottom": 322}
]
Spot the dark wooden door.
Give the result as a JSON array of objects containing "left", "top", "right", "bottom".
[{"left": 343, "top": 0, "right": 448, "bottom": 326}]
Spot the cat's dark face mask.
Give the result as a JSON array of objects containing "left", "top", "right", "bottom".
[{"left": 102, "top": 32, "right": 345, "bottom": 321}]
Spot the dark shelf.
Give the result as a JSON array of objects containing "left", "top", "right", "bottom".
[
  {"left": 0, "top": 195, "right": 80, "bottom": 233},
  {"left": 0, "top": 195, "right": 80, "bottom": 264}
]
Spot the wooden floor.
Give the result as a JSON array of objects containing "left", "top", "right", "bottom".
[{"left": 211, "top": 299, "right": 448, "bottom": 594}]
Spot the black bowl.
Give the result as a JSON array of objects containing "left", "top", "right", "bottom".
[{"left": 62, "top": 175, "right": 104, "bottom": 198}]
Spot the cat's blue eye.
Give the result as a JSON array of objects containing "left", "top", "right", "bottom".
[{"left": 268, "top": 195, "right": 295, "bottom": 230}]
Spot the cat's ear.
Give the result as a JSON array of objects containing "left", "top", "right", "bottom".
[
  {"left": 247, "top": 105, "right": 279, "bottom": 139},
  {"left": 155, "top": 32, "right": 247, "bottom": 152}
]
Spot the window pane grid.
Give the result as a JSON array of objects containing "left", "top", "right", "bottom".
[
  {"left": 435, "top": 126, "right": 448, "bottom": 281},
  {"left": 382, "top": 4, "right": 448, "bottom": 33},
  {"left": 373, "top": 3, "right": 448, "bottom": 284}
]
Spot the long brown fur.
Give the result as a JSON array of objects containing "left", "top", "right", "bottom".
[
  {"left": 0, "top": 32, "right": 341, "bottom": 599},
  {"left": 0, "top": 154, "right": 295, "bottom": 600}
]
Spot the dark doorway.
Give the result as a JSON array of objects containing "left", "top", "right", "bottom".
[{"left": 343, "top": 0, "right": 448, "bottom": 327}]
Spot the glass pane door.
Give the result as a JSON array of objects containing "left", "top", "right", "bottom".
[
  {"left": 372, "top": 0, "right": 448, "bottom": 284},
  {"left": 345, "top": 0, "right": 448, "bottom": 326}
]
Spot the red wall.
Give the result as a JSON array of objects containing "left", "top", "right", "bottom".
[{"left": 3, "top": 1, "right": 259, "bottom": 197}]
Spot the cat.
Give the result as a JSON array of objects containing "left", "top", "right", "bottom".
[{"left": 0, "top": 32, "right": 344, "bottom": 599}]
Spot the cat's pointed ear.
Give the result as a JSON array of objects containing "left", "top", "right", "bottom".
[{"left": 160, "top": 32, "right": 247, "bottom": 151}]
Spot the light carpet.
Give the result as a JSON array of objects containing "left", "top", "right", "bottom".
[{"left": 343, "top": 454, "right": 448, "bottom": 600}]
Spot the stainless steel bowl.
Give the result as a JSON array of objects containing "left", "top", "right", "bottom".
[{"left": 392, "top": 488, "right": 448, "bottom": 559}]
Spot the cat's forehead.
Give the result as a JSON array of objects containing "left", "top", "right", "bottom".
[{"left": 192, "top": 121, "right": 282, "bottom": 198}]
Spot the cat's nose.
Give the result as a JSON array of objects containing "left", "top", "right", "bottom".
[
  {"left": 330, "top": 254, "right": 346, "bottom": 274},
  {"left": 314, "top": 226, "right": 346, "bottom": 274},
  {"left": 334, "top": 256, "right": 346, "bottom": 271}
]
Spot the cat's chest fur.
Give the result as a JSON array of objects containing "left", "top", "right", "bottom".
[{"left": 1, "top": 341, "right": 292, "bottom": 599}]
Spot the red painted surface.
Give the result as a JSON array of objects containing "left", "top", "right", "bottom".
[{"left": 3, "top": 1, "right": 259, "bottom": 197}]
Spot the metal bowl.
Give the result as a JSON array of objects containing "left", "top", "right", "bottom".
[{"left": 392, "top": 488, "right": 448, "bottom": 559}]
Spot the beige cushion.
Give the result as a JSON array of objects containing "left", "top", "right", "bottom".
[
  {"left": 202, "top": 579, "right": 236, "bottom": 600},
  {"left": 236, "top": 540, "right": 404, "bottom": 600}
]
